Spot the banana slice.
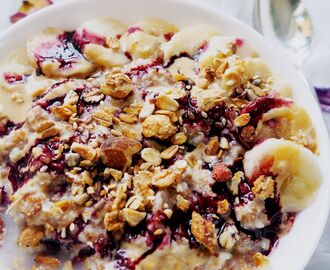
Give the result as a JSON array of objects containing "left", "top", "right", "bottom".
[
  {"left": 255, "top": 105, "right": 317, "bottom": 153},
  {"left": 161, "top": 24, "right": 218, "bottom": 63},
  {"left": 244, "top": 138, "right": 321, "bottom": 212}
]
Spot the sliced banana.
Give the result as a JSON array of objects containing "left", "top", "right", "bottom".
[
  {"left": 27, "top": 29, "right": 95, "bottom": 78},
  {"left": 161, "top": 24, "right": 218, "bottom": 63},
  {"left": 255, "top": 105, "right": 317, "bottom": 153},
  {"left": 244, "top": 138, "right": 321, "bottom": 212},
  {"left": 76, "top": 18, "right": 128, "bottom": 40},
  {"left": 133, "top": 17, "right": 179, "bottom": 37},
  {"left": 198, "top": 36, "right": 235, "bottom": 70}
]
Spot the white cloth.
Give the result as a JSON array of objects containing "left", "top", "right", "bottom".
[{"left": 0, "top": 0, "right": 329, "bottom": 269}]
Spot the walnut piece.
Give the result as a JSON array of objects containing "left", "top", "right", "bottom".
[
  {"left": 143, "top": 115, "right": 177, "bottom": 140},
  {"left": 100, "top": 135, "right": 142, "bottom": 169},
  {"left": 100, "top": 73, "right": 133, "bottom": 99},
  {"left": 191, "top": 212, "right": 218, "bottom": 255}
]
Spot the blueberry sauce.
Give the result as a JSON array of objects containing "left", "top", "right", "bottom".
[
  {"left": 0, "top": 186, "right": 9, "bottom": 206},
  {"left": 0, "top": 120, "right": 23, "bottom": 138},
  {"left": 35, "top": 31, "right": 85, "bottom": 71},
  {"left": 127, "top": 58, "right": 163, "bottom": 78},
  {"left": 73, "top": 29, "right": 106, "bottom": 51}
]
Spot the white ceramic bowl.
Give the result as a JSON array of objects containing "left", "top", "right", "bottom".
[{"left": 0, "top": 0, "right": 329, "bottom": 269}]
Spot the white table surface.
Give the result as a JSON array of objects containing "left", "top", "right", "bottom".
[{"left": 0, "top": 0, "right": 329, "bottom": 269}]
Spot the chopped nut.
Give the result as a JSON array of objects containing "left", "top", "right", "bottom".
[
  {"left": 160, "top": 145, "right": 179, "bottom": 159},
  {"left": 254, "top": 252, "right": 269, "bottom": 267},
  {"left": 217, "top": 199, "right": 230, "bottom": 215},
  {"left": 65, "top": 152, "right": 80, "bottom": 167},
  {"left": 82, "top": 88, "right": 105, "bottom": 103},
  {"left": 191, "top": 212, "right": 218, "bottom": 255},
  {"left": 104, "top": 168, "right": 123, "bottom": 181},
  {"left": 143, "top": 115, "right": 177, "bottom": 140},
  {"left": 71, "top": 143, "right": 97, "bottom": 161},
  {"left": 219, "top": 224, "right": 239, "bottom": 250},
  {"left": 164, "top": 209, "right": 173, "bottom": 218},
  {"left": 227, "top": 171, "right": 243, "bottom": 195},
  {"left": 39, "top": 125, "right": 60, "bottom": 139},
  {"left": 26, "top": 107, "right": 55, "bottom": 132},
  {"left": 64, "top": 90, "right": 79, "bottom": 105},
  {"left": 171, "top": 132, "right": 188, "bottom": 145},
  {"left": 152, "top": 169, "right": 180, "bottom": 188},
  {"left": 219, "top": 137, "right": 230, "bottom": 150},
  {"left": 19, "top": 227, "right": 44, "bottom": 247},
  {"left": 141, "top": 147, "right": 161, "bottom": 166},
  {"left": 241, "top": 125, "right": 255, "bottom": 144},
  {"left": 93, "top": 106, "right": 113, "bottom": 127},
  {"left": 100, "top": 135, "right": 142, "bottom": 169},
  {"left": 122, "top": 208, "right": 146, "bottom": 227},
  {"left": 156, "top": 95, "right": 179, "bottom": 112},
  {"left": 52, "top": 105, "right": 75, "bottom": 121},
  {"left": 34, "top": 255, "right": 60, "bottom": 268},
  {"left": 104, "top": 210, "right": 125, "bottom": 232},
  {"left": 234, "top": 113, "right": 251, "bottom": 127},
  {"left": 206, "top": 136, "right": 220, "bottom": 156},
  {"left": 252, "top": 175, "right": 275, "bottom": 200},
  {"left": 212, "top": 162, "right": 232, "bottom": 182},
  {"left": 177, "top": 195, "right": 190, "bottom": 212},
  {"left": 100, "top": 73, "right": 133, "bottom": 99},
  {"left": 73, "top": 193, "right": 90, "bottom": 205},
  {"left": 125, "top": 196, "right": 144, "bottom": 211}
]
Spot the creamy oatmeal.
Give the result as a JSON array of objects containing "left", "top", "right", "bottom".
[{"left": 0, "top": 17, "right": 322, "bottom": 270}]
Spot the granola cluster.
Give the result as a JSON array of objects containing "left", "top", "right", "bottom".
[{"left": 0, "top": 17, "right": 319, "bottom": 270}]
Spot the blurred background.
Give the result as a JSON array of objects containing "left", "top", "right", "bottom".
[{"left": 0, "top": 0, "right": 329, "bottom": 269}]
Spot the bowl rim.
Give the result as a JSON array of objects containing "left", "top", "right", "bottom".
[{"left": 0, "top": 0, "right": 329, "bottom": 269}]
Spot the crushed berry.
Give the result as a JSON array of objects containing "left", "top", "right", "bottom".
[
  {"left": 3, "top": 72, "right": 23, "bottom": 84},
  {"left": 164, "top": 32, "right": 174, "bottom": 41},
  {"left": 127, "top": 26, "right": 142, "bottom": 34},
  {"left": 35, "top": 31, "right": 84, "bottom": 71},
  {"left": 241, "top": 96, "right": 292, "bottom": 126},
  {"left": 73, "top": 29, "right": 106, "bottom": 50},
  {"left": 127, "top": 57, "right": 163, "bottom": 78},
  {"left": 235, "top": 38, "right": 244, "bottom": 47}
]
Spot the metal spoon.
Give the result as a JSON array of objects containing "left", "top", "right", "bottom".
[
  {"left": 253, "top": 0, "right": 330, "bottom": 110},
  {"left": 254, "top": 0, "right": 313, "bottom": 68}
]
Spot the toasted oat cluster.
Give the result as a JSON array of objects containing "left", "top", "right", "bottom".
[{"left": 0, "top": 18, "right": 321, "bottom": 270}]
